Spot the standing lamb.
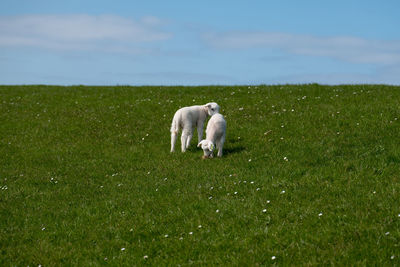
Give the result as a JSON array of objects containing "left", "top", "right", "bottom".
[
  {"left": 197, "top": 113, "right": 226, "bottom": 158},
  {"left": 170, "top": 102, "right": 220, "bottom": 152}
]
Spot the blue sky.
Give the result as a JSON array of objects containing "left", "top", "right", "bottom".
[{"left": 0, "top": 0, "right": 399, "bottom": 85}]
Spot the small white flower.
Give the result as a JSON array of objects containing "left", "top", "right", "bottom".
[
  {"left": 179, "top": 237, "right": 183, "bottom": 240},
  {"left": 164, "top": 234, "right": 169, "bottom": 238},
  {"left": 121, "top": 248, "right": 125, "bottom": 251},
  {"left": 283, "top": 156, "right": 288, "bottom": 161},
  {"left": 248, "top": 159, "right": 252, "bottom": 162},
  {"left": 267, "top": 200, "right": 270, "bottom": 204},
  {"left": 143, "top": 255, "right": 148, "bottom": 259},
  {"left": 198, "top": 225, "right": 202, "bottom": 229},
  {"left": 262, "top": 209, "right": 267, "bottom": 213},
  {"left": 318, "top": 212, "right": 323, "bottom": 217},
  {"left": 216, "top": 209, "right": 219, "bottom": 213},
  {"left": 164, "top": 177, "right": 168, "bottom": 181},
  {"left": 398, "top": 214, "right": 400, "bottom": 217},
  {"left": 250, "top": 181, "right": 254, "bottom": 184},
  {"left": 189, "top": 232, "right": 193, "bottom": 235},
  {"left": 239, "top": 107, "right": 244, "bottom": 111},
  {"left": 385, "top": 232, "right": 390, "bottom": 236},
  {"left": 234, "top": 191, "right": 238, "bottom": 195},
  {"left": 271, "top": 256, "right": 276, "bottom": 260},
  {"left": 256, "top": 188, "right": 260, "bottom": 191},
  {"left": 391, "top": 255, "right": 395, "bottom": 260},
  {"left": 208, "top": 196, "right": 213, "bottom": 200},
  {"left": 281, "top": 190, "right": 286, "bottom": 194},
  {"left": 41, "top": 227, "right": 46, "bottom": 231},
  {"left": 210, "top": 186, "right": 214, "bottom": 190}
]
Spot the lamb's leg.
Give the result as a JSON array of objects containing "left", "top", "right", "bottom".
[
  {"left": 197, "top": 121, "right": 204, "bottom": 144},
  {"left": 181, "top": 126, "right": 193, "bottom": 152},
  {"left": 217, "top": 135, "right": 225, "bottom": 157},
  {"left": 186, "top": 133, "right": 193, "bottom": 149},
  {"left": 181, "top": 132, "right": 187, "bottom": 152},
  {"left": 171, "top": 131, "right": 177, "bottom": 152}
]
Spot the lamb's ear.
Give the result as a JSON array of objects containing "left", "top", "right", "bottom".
[
  {"left": 197, "top": 140, "right": 206, "bottom": 147},
  {"left": 208, "top": 142, "right": 215, "bottom": 151}
]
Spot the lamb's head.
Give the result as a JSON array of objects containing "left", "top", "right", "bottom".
[
  {"left": 197, "top": 140, "right": 215, "bottom": 158},
  {"left": 204, "top": 102, "right": 220, "bottom": 116}
]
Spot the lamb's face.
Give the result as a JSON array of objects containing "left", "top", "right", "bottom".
[
  {"left": 198, "top": 140, "right": 215, "bottom": 158},
  {"left": 205, "top": 102, "right": 220, "bottom": 116}
]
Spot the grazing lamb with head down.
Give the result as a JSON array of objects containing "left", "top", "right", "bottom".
[
  {"left": 170, "top": 102, "right": 220, "bottom": 152},
  {"left": 198, "top": 113, "right": 226, "bottom": 158}
]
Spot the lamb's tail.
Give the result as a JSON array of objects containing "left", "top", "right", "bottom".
[
  {"left": 170, "top": 113, "right": 180, "bottom": 152},
  {"left": 170, "top": 113, "right": 180, "bottom": 134}
]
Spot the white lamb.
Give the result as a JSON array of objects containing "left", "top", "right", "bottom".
[
  {"left": 170, "top": 102, "right": 220, "bottom": 152},
  {"left": 197, "top": 113, "right": 226, "bottom": 158}
]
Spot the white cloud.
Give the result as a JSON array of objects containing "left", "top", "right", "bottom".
[
  {"left": 203, "top": 32, "right": 400, "bottom": 65},
  {"left": 0, "top": 14, "right": 172, "bottom": 52}
]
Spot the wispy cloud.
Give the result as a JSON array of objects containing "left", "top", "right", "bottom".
[
  {"left": 0, "top": 14, "right": 172, "bottom": 52},
  {"left": 203, "top": 32, "right": 400, "bottom": 65}
]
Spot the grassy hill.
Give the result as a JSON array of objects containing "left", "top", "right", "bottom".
[{"left": 1, "top": 84, "right": 400, "bottom": 265}]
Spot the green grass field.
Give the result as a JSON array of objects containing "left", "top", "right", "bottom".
[{"left": 1, "top": 84, "right": 400, "bottom": 265}]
